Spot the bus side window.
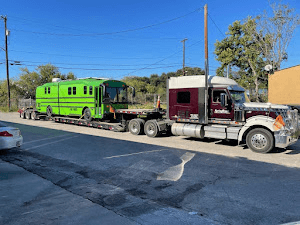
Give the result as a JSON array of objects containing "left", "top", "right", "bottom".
[
  {"left": 84, "top": 86, "right": 87, "bottom": 95},
  {"left": 45, "top": 87, "right": 47, "bottom": 94},
  {"left": 73, "top": 87, "right": 76, "bottom": 95},
  {"left": 89, "top": 86, "right": 93, "bottom": 95},
  {"left": 68, "top": 87, "right": 72, "bottom": 95},
  {"left": 48, "top": 87, "right": 50, "bottom": 94}
]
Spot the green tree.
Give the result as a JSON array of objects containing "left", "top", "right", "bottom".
[{"left": 215, "top": 19, "right": 267, "bottom": 102}]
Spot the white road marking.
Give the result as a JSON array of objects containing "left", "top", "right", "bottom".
[
  {"left": 23, "top": 134, "right": 72, "bottom": 145},
  {"left": 23, "top": 135, "right": 78, "bottom": 151},
  {"left": 104, "top": 149, "right": 169, "bottom": 159}
]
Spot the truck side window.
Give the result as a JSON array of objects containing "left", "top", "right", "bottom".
[
  {"left": 177, "top": 91, "right": 190, "bottom": 103},
  {"left": 89, "top": 86, "right": 93, "bottom": 95},
  {"left": 213, "top": 90, "right": 226, "bottom": 103},
  {"left": 84, "top": 86, "right": 87, "bottom": 94},
  {"left": 73, "top": 87, "right": 76, "bottom": 95},
  {"left": 68, "top": 87, "right": 72, "bottom": 95}
]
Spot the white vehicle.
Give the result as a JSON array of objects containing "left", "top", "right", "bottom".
[{"left": 0, "top": 122, "right": 23, "bottom": 150}]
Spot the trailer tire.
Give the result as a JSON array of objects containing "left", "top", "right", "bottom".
[
  {"left": 47, "top": 106, "right": 52, "bottom": 117},
  {"left": 246, "top": 128, "right": 274, "bottom": 153},
  {"left": 129, "top": 119, "right": 145, "bottom": 135},
  {"left": 144, "top": 120, "right": 159, "bottom": 138},
  {"left": 21, "top": 111, "right": 26, "bottom": 119},
  {"left": 26, "top": 111, "right": 31, "bottom": 119},
  {"left": 31, "top": 111, "right": 37, "bottom": 120},
  {"left": 83, "top": 108, "right": 92, "bottom": 122}
]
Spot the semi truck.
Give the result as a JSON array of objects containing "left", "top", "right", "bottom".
[{"left": 20, "top": 75, "right": 299, "bottom": 153}]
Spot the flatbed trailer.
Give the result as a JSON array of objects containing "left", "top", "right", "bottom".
[{"left": 19, "top": 107, "right": 170, "bottom": 136}]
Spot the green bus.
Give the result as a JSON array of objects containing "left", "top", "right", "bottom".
[{"left": 36, "top": 78, "right": 129, "bottom": 121}]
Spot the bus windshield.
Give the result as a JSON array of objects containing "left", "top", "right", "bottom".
[{"left": 104, "top": 87, "right": 128, "bottom": 103}]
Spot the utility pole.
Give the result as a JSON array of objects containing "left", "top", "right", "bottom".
[
  {"left": 181, "top": 38, "right": 188, "bottom": 76},
  {"left": 1, "top": 15, "right": 10, "bottom": 111},
  {"left": 204, "top": 4, "right": 208, "bottom": 124}
]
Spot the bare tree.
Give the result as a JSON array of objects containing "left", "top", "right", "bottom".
[{"left": 245, "top": 1, "right": 300, "bottom": 70}]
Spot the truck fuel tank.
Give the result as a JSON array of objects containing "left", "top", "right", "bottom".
[{"left": 171, "top": 123, "right": 204, "bottom": 139}]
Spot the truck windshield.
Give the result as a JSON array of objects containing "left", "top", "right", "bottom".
[
  {"left": 230, "top": 91, "right": 249, "bottom": 104},
  {"left": 104, "top": 87, "right": 128, "bottom": 103}
]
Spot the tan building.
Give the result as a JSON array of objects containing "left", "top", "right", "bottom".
[{"left": 268, "top": 65, "right": 300, "bottom": 106}]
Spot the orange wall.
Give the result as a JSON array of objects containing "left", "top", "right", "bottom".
[{"left": 268, "top": 65, "right": 300, "bottom": 105}]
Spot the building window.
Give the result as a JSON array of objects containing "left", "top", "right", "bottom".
[
  {"left": 73, "top": 87, "right": 76, "bottom": 95},
  {"left": 68, "top": 87, "right": 71, "bottom": 95},
  {"left": 48, "top": 87, "right": 50, "bottom": 94},
  {"left": 89, "top": 86, "right": 93, "bottom": 95},
  {"left": 177, "top": 91, "right": 190, "bottom": 104},
  {"left": 84, "top": 86, "right": 87, "bottom": 94}
]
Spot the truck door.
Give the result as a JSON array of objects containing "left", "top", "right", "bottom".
[{"left": 209, "top": 88, "right": 234, "bottom": 120}]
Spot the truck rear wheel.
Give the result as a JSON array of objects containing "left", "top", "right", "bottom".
[
  {"left": 144, "top": 120, "right": 159, "bottom": 138},
  {"left": 129, "top": 119, "right": 145, "bottom": 135},
  {"left": 246, "top": 128, "right": 274, "bottom": 153}
]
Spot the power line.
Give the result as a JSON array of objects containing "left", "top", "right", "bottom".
[
  {"left": 208, "top": 13, "right": 226, "bottom": 38},
  {"left": 10, "top": 8, "right": 202, "bottom": 37}
]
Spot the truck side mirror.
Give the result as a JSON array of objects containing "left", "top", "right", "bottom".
[{"left": 220, "top": 93, "right": 228, "bottom": 107}]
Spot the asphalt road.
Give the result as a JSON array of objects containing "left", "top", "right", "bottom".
[{"left": 0, "top": 112, "right": 300, "bottom": 225}]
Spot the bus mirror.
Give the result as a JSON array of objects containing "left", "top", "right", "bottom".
[
  {"left": 130, "top": 86, "right": 135, "bottom": 98},
  {"left": 220, "top": 93, "right": 228, "bottom": 107}
]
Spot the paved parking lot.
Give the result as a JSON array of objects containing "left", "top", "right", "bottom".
[{"left": 0, "top": 112, "right": 300, "bottom": 224}]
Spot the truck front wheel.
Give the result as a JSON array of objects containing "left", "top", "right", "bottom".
[{"left": 246, "top": 128, "right": 274, "bottom": 153}]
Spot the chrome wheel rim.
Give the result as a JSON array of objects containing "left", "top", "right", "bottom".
[
  {"left": 251, "top": 134, "right": 267, "bottom": 149},
  {"left": 131, "top": 121, "right": 139, "bottom": 133},
  {"left": 147, "top": 123, "right": 155, "bottom": 136}
]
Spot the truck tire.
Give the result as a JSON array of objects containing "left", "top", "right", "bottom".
[
  {"left": 83, "top": 108, "right": 92, "bottom": 122},
  {"left": 246, "top": 128, "right": 274, "bottom": 153},
  {"left": 129, "top": 119, "right": 145, "bottom": 135},
  {"left": 47, "top": 106, "right": 52, "bottom": 117},
  {"left": 144, "top": 120, "right": 159, "bottom": 138},
  {"left": 26, "top": 111, "right": 31, "bottom": 119}
]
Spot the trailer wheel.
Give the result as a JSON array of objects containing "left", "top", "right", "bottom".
[
  {"left": 83, "top": 108, "right": 92, "bottom": 122},
  {"left": 31, "top": 111, "right": 37, "bottom": 120},
  {"left": 246, "top": 128, "right": 274, "bottom": 153},
  {"left": 46, "top": 106, "right": 52, "bottom": 117},
  {"left": 144, "top": 120, "right": 159, "bottom": 138},
  {"left": 129, "top": 119, "right": 145, "bottom": 135},
  {"left": 26, "top": 111, "right": 31, "bottom": 119},
  {"left": 21, "top": 111, "right": 26, "bottom": 119}
]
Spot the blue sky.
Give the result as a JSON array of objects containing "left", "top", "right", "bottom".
[{"left": 0, "top": 0, "right": 299, "bottom": 81}]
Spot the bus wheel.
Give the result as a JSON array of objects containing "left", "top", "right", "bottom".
[
  {"left": 144, "top": 120, "right": 159, "bottom": 138},
  {"left": 129, "top": 119, "right": 145, "bottom": 135},
  {"left": 47, "top": 106, "right": 52, "bottom": 117},
  {"left": 84, "top": 108, "right": 92, "bottom": 122}
]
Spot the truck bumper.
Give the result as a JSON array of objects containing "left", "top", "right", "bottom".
[{"left": 274, "top": 134, "right": 299, "bottom": 148}]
